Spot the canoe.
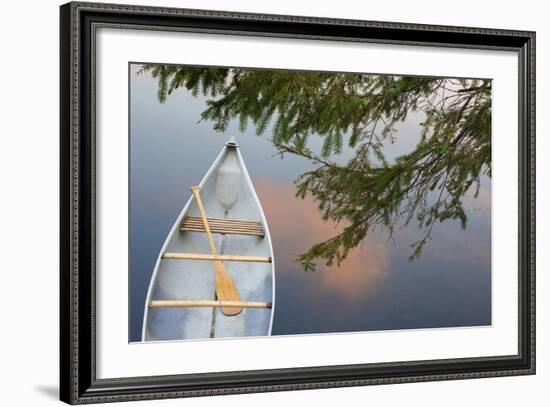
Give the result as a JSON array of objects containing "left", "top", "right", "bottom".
[{"left": 142, "top": 137, "right": 275, "bottom": 341}]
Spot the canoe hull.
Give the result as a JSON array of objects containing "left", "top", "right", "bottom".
[{"left": 142, "top": 143, "right": 275, "bottom": 341}]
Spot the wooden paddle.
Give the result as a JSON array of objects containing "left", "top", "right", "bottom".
[{"left": 191, "top": 186, "right": 242, "bottom": 316}]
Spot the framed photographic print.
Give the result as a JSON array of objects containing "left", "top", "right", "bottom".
[{"left": 60, "top": 1, "right": 535, "bottom": 404}]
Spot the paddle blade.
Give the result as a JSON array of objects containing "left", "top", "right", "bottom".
[{"left": 214, "top": 261, "right": 242, "bottom": 316}]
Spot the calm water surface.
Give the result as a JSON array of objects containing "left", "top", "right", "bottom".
[{"left": 129, "top": 65, "right": 491, "bottom": 341}]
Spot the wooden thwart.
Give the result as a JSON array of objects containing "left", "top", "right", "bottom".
[
  {"left": 181, "top": 216, "right": 264, "bottom": 237},
  {"left": 182, "top": 222, "right": 262, "bottom": 232},
  {"left": 162, "top": 252, "right": 272, "bottom": 263},
  {"left": 149, "top": 300, "right": 272, "bottom": 309},
  {"left": 185, "top": 216, "right": 261, "bottom": 226}
]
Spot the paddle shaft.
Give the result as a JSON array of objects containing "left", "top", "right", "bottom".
[{"left": 191, "top": 187, "right": 242, "bottom": 315}]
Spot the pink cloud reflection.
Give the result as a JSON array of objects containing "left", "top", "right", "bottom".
[{"left": 254, "top": 178, "right": 390, "bottom": 299}]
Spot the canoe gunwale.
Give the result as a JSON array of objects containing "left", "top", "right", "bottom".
[{"left": 234, "top": 145, "right": 276, "bottom": 337}]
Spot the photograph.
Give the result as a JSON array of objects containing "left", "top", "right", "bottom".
[{"left": 130, "top": 63, "right": 493, "bottom": 342}]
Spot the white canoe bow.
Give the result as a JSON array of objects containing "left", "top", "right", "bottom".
[{"left": 142, "top": 137, "right": 275, "bottom": 341}]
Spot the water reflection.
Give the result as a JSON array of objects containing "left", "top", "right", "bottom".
[{"left": 255, "top": 179, "right": 389, "bottom": 299}]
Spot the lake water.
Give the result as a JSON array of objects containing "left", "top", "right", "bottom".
[{"left": 129, "top": 64, "right": 491, "bottom": 341}]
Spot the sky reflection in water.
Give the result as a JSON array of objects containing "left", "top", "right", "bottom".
[{"left": 129, "top": 65, "right": 491, "bottom": 341}]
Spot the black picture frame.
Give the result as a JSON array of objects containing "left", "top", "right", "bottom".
[{"left": 60, "top": 1, "right": 536, "bottom": 404}]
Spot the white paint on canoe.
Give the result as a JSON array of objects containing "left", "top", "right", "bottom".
[{"left": 141, "top": 138, "right": 275, "bottom": 342}]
